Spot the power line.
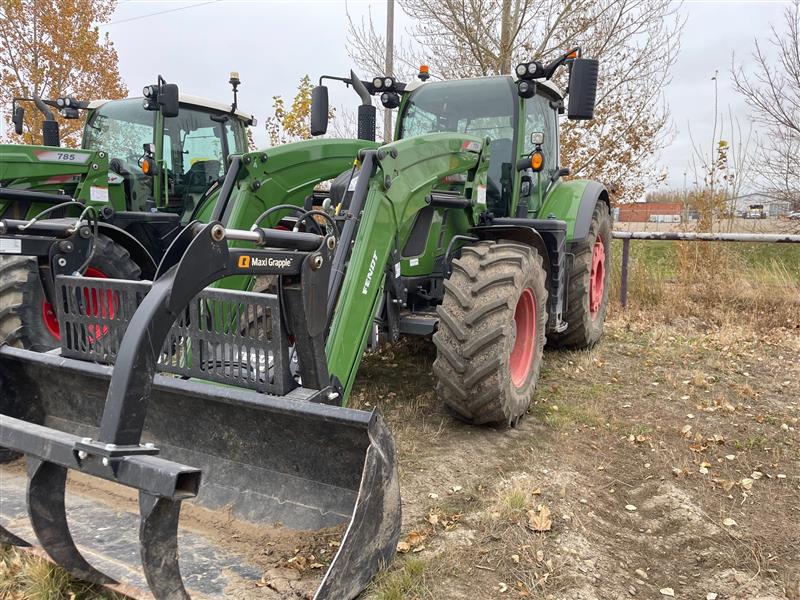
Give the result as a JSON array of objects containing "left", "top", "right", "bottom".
[{"left": 102, "top": 0, "right": 221, "bottom": 26}]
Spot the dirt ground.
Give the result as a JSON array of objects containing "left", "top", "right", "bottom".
[
  {"left": 2, "top": 307, "right": 799, "bottom": 599},
  {"left": 350, "top": 312, "right": 800, "bottom": 599}
]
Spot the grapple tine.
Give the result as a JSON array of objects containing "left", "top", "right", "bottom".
[
  {"left": 0, "top": 524, "right": 31, "bottom": 547},
  {"left": 139, "top": 492, "right": 189, "bottom": 600},
  {"left": 26, "top": 458, "right": 116, "bottom": 585}
]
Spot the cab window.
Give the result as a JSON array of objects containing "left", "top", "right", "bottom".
[
  {"left": 523, "top": 95, "right": 558, "bottom": 178},
  {"left": 162, "top": 107, "right": 247, "bottom": 216},
  {"left": 400, "top": 77, "right": 518, "bottom": 215}
]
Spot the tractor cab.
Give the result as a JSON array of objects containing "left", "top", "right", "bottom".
[
  {"left": 396, "top": 75, "right": 563, "bottom": 218},
  {"left": 83, "top": 93, "right": 253, "bottom": 217},
  {"left": 311, "top": 49, "right": 597, "bottom": 221}
]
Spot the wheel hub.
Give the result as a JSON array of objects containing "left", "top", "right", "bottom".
[
  {"left": 589, "top": 236, "right": 606, "bottom": 320},
  {"left": 509, "top": 288, "right": 536, "bottom": 388},
  {"left": 42, "top": 266, "right": 109, "bottom": 340}
]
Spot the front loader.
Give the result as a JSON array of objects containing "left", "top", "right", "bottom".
[{"left": 0, "top": 48, "right": 610, "bottom": 598}]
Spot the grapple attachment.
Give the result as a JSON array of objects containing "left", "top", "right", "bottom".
[{"left": 0, "top": 222, "right": 401, "bottom": 599}]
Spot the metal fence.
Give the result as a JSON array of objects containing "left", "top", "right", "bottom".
[{"left": 611, "top": 230, "right": 800, "bottom": 308}]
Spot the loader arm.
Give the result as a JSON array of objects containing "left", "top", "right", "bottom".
[
  {"left": 326, "top": 133, "right": 490, "bottom": 399},
  {"left": 191, "top": 138, "right": 380, "bottom": 292}
]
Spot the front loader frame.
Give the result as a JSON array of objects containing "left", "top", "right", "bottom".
[{"left": 0, "top": 220, "right": 401, "bottom": 599}]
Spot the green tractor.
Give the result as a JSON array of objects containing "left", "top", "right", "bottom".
[
  {"left": 308, "top": 50, "right": 611, "bottom": 423},
  {"left": 0, "top": 74, "right": 255, "bottom": 349},
  {"left": 0, "top": 49, "right": 610, "bottom": 599}
]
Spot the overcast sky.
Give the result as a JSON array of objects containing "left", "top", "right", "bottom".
[{"left": 20, "top": 0, "right": 799, "bottom": 192}]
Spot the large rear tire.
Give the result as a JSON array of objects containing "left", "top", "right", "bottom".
[
  {"left": 548, "top": 201, "right": 611, "bottom": 349},
  {"left": 0, "top": 235, "right": 141, "bottom": 352},
  {"left": 433, "top": 241, "right": 548, "bottom": 425}
]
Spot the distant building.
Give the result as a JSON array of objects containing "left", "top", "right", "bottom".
[
  {"left": 618, "top": 202, "right": 683, "bottom": 222},
  {"left": 730, "top": 192, "right": 790, "bottom": 217}
]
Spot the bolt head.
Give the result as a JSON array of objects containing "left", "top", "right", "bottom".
[
  {"left": 56, "top": 258, "right": 67, "bottom": 267},
  {"left": 210, "top": 224, "right": 226, "bottom": 242},
  {"left": 102, "top": 457, "right": 109, "bottom": 466},
  {"left": 327, "top": 391, "right": 340, "bottom": 401},
  {"left": 310, "top": 254, "right": 324, "bottom": 269},
  {"left": 77, "top": 450, "right": 88, "bottom": 460}
]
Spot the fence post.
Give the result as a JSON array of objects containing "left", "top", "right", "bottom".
[{"left": 620, "top": 237, "right": 630, "bottom": 308}]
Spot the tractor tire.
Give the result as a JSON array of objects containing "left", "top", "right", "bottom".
[
  {"left": 0, "top": 234, "right": 141, "bottom": 352},
  {"left": 548, "top": 201, "right": 611, "bottom": 349},
  {"left": 433, "top": 240, "right": 548, "bottom": 425}
]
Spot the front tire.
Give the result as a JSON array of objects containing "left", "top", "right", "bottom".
[
  {"left": 548, "top": 201, "right": 611, "bottom": 349},
  {"left": 0, "top": 234, "right": 141, "bottom": 352},
  {"left": 433, "top": 241, "right": 548, "bottom": 425}
]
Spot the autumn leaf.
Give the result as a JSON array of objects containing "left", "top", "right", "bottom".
[{"left": 527, "top": 505, "right": 552, "bottom": 532}]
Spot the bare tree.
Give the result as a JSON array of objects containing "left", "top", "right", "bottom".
[
  {"left": 732, "top": 1, "right": 800, "bottom": 210},
  {"left": 347, "top": 0, "right": 684, "bottom": 201}
]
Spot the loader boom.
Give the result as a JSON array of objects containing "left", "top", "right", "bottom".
[{"left": 326, "top": 134, "right": 488, "bottom": 398}]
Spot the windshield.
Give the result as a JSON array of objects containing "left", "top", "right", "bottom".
[
  {"left": 83, "top": 98, "right": 156, "bottom": 211},
  {"left": 83, "top": 98, "right": 155, "bottom": 163},
  {"left": 399, "top": 77, "right": 517, "bottom": 213}
]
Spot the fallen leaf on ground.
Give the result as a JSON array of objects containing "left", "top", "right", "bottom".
[
  {"left": 723, "top": 518, "right": 737, "bottom": 527},
  {"left": 397, "top": 530, "right": 426, "bottom": 553},
  {"left": 660, "top": 588, "right": 675, "bottom": 597},
  {"left": 625, "top": 504, "right": 637, "bottom": 511},
  {"left": 527, "top": 505, "right": 552, "bottom": 532}
]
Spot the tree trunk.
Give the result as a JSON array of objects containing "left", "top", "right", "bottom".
[{"left": 498, "top": 0, "right": 512, "bottom": 74}]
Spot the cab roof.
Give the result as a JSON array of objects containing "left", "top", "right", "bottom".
[
  {"left": 87, "top": 94, "right": 254, "bottom": 124},
  {"left": 403, "top": 74, "right": 563, "bottom": 100}
]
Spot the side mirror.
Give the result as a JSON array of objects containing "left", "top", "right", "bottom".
[
  {"left": 310, "top": 85, "right": 329, "bottom": 136},
  {"left": 158, "top": 83, "right": 180, "bottom": 118},
  {"left": 12, "top": 106, "right": 24, "bottom": 135},
  {"left": 567, "top": 58, "right": 599, "bottom": 120}
]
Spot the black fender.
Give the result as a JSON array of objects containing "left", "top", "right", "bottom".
[
  {"left": 469, "top": 220, "right": 569, "bottom": 331},
  {"left": 96, "top": 223, "right": 158, "bottom": 280},
  {"left": 469, "top": 225, "right": 550, "bottom": 273},
  {"left": 573, "top": 182, "right": 610, "bottom": 241}
]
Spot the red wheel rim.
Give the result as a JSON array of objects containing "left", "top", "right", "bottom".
[
  {"left": 42, "top": 266, "right": 108, "bottom": 340},
  {"left": 510, "top": 288, "right": 536, "bottom": 388},
  {"left": 589, "top": 235, "right": 606, "bottom": 320}
]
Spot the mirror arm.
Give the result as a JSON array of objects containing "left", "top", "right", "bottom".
[{"left": 550, "top": 167, "right": 570, "bottom": 183}]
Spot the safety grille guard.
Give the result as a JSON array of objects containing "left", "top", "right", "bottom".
[
  {"left": 56, "top": 277, "right": 292, "bottom": 395},
  {"left": 0, "top": 221, "right": 401, "bottom": 600}
]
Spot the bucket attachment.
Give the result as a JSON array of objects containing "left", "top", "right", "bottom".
[{"left": 0, "top": 222, "right": 401, "bottom": 599}]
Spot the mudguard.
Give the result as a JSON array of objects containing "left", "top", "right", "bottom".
[{"left": 539, "top": 179, "right": 609, "bottom": 242}]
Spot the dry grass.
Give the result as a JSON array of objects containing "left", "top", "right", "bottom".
[
  {"left": 609, "top": 238, "right": 800, "bottom": 330},
  {"left": 0, "top": 546, "right": 125, "bottom": 600},
  {"left": 367, "top": 557, "right": 434, "bottom": 600}
]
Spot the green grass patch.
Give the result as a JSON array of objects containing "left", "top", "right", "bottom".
[
  {"left": 369, "top": 557, "right": 431, "bottom": 600},
  {"left": 529, "top": 401, "right": 603, "bottom": 430}
]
